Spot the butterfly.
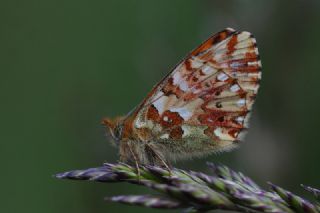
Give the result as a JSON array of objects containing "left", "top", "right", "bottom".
[{"left": 103, "top": 28, "right": 261, "bottom": 168}]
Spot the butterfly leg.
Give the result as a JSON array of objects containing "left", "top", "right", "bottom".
[
  {"left": 127, "top": 142, "right": 141, "bottom": 181},
  {"left": 145, "top": 143, "right": 172, "bottom": 176}
]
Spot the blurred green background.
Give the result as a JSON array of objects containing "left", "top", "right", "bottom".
[{"left": 1, "top": 0, "right": 320, "bottom": 212}]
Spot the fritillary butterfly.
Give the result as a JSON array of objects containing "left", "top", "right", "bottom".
[{"left": 103, "top": 28, "right": 261, "bottom": 167}]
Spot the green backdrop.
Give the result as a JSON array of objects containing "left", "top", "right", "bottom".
[{"left": 1, "top": 0, "right": 319, "bottom": 212}]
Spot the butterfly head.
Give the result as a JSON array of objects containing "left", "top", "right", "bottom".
[{"left": 102, "top": 116, "right": 125, "bottom": 145}]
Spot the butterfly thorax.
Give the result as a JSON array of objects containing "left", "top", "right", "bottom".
[{"left": 102, "top": 116, "right": 160, "bottom": 164}]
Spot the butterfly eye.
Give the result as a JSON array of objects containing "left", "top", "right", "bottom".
[
  {"left": 216, "top": 102, "right": 222, "bottom": 108},
  {"left": 113, "top": 125, "right": 123, "bottom": 141}
]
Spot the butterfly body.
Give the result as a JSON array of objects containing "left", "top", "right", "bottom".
[{"left": 103, "top": 28, "right": 261, "bottom": 166}]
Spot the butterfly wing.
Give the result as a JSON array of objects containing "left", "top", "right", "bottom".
[{"left": 129, "top": 28, "right": 261, "bottom": 158}]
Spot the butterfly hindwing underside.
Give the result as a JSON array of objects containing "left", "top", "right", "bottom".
[{"left": 103, "top": 28, "right": 261, "bottom": 165}]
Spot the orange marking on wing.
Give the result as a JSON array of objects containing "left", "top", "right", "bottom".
[
  {"left": 160, "top": 111, "right": 184, "bottom": 128},
  {"left": 211, "top": 30, "right": 229, "bottom": 45},
  {"left": 162, "top": 77, "right": 184, "bottom": 98},
  {"left": 200, "top": 81, "right": 234, "bottom": 101},
  {"left": 228, "top": 128, "right": 239, "bottom": 138},
  {"left": 227, "top": 35, "right": 238, "bottom": 55},
  {"left": 235, "top": 65, "right": 260, "bottom": 72},
  {"left": 245, "top": 51, "right": 258, "bottom": 59},
  {"left": 198, "top": 111, "right": 229, "bottom": 126},
  {"left": 169, "top": 127, "right": 183, "bottom": 139},
  {"left": 183, "top": 92, "right": 197, "bottom": 101},
  {"left": 191, "top": 39, "right": 213, "bottom": 56},
  {"left": 184, "top": 59, "right": 192, "bottom": 71},
  {"left": 147, "top": 104, "right": 160, "bottom": 121},
  {"left": 191, "top": 29, "right": 235, "bottom": 56},
  {"left": 198, "top": 51, "right": 213, "bottom": 61}
]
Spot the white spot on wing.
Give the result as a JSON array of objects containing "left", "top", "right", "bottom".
[
  {"left": 247, "top": 61, "right": 258, "bottom": 66},
  {"left": 170, "top": 107, "right": 192, "bottom": 120},
  {"left": 214, "top": 127, "right": 234, "bottom": 141},
  {"left": 173, "top": 72, "right": 182, "bottom": 85},
  {"left": 237, "top": 32, "right": 251, "bottom": 42},
  {"left": 214, "top": 128, "right": 222, "bottom": 137},
  {"left": 149, "top": 91, "right": 164, "bottom": 103},
  {"left": 230, "top": 84, "right": 240, "bottom": 92},
  {"left": 135, "top": 117, "right": 147, "bottom": 128},
  {"left": 217, "top": 73, "right": 229, "bottom": 81},
  {"left": 190, "top": 58, "right": 203, "bottom": 69},
  {"left": 230, "top": 61, "right": 242, "bottom": 68},
  {"left": 237, "top": 99, "right": 246, "bottom": 107},
  {"left": 235, "top": 40, "right": 251, "bottom": 49},
  {"left": 235, "top": 116, "right": 244, "bottom": 124},
  {"left": 257, "top": 60, "right": 262, "bottom": 67},
  {"left": 135, "top": 109, "right": 155, "bottom": 129},
  {"left": 153, "top": 95, "right": 168, "bottom": 115},
  {"left": 172, "top": 71, "right": 189, "bottom": 91},
  {"left": 160, "top": 133, "right": 169, "bottom": 139},
  {"left": 179, "top": 80, "right": 189, "bottom": 91},
  {"left": 202, "top": 65, "right": 216, "bottom": 75},
  {"left": 181, "top": 125, "right": 191, "bottom": 137},
  {"left": 231, "top": 48, "right": 251, "bottom": 57}
]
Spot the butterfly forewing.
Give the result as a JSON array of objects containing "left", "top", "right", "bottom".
[{"left": 130, "top": 28, "right": 261, "bottom": 156}]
